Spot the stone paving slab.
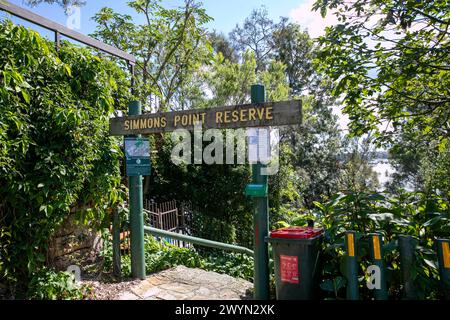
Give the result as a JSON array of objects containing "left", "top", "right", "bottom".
[{"left": 115, "top": 265, "right": 252, "bottom": 300}]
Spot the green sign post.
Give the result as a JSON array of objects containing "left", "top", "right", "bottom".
[
  {"left": 250, "top": 84, "right": 270, "bottom": 300},
  {"left": 127, "top": 101, "right": 147, "bottom": 280}
]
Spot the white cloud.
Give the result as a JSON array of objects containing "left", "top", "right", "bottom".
[{"left": 289, "top": 0, "right": 339, "bottom": 38}]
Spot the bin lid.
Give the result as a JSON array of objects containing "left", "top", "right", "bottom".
[{"left": 270, "top": 226, "right": 324, "bottom": 239}]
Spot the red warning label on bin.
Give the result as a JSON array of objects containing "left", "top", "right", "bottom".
[{"left": 280, "top": 255, "right": 299, "bottom": 284}]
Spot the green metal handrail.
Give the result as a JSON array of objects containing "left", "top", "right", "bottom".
[
  {"left": 119, "top": 207, "right": 253, "bottom": 256},
  {"left": 143, "top": 225, "right": 254, "bottom": 256}
]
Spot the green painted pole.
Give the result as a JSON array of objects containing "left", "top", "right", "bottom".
[
  {"left": 128, "top": 100, "right": 146, "bottom": 280},
  {"left": 251, "top": 84, "right": 270, "bottom": 300},
  {"left": 398, "top": 235, "right": 417, "bottom": 300},
  {"left": 369, "top": 233, "right": 388, "bottom": 300},
  {"left": 112, "top": 207, "right": 121, "bottom": 277},
  {"left": 436, "top": 238, "right": 450, "bottom": 300},
  {"left": 344, "top": 231, "right": 359, "bottom": 300}
]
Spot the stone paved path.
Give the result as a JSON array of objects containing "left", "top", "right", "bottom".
[{"left": 115, "top": 266, "right": 253, "bottom": 300}]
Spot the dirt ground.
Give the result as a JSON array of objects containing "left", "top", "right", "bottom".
[{"left": 81, "top": 275, "right": 143, "bottom": 300}]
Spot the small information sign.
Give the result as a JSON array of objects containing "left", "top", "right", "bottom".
[{"left": 124, "top": 137, "right": 151, "bottom": 176}]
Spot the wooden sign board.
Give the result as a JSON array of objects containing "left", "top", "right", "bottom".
[{"left": 109, "top": 100, "right": 302, "bottom": 136}]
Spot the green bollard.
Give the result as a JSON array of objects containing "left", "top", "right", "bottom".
[
  {"left": 251, "top": 84, "right": 270, "bottom": 300},
  {"left": 369, "top": 233, "right": 388, "bottom": 300},
  {"left": 128, "top": 101, "right": 146, "bottom": 280},
  {"left": 436, "top": 239, "right": 450, "bottom": 300},
  {"left": 344, "top": 231, "right": 359, "bottom": 300},
  {"left": 398, "top": 235, "right": 417, "bottom": 300}
]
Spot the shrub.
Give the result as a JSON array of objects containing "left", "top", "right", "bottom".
[
  {"left": 0, "top": 20, "right": 130, "bottom": 296},
  {"left": 27, "top": 267, "right": 89, "bottom": 300}
]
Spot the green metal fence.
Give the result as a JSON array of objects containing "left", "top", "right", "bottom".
[{"left": 343, "top": 230, "right": 450, "bottom": 300}]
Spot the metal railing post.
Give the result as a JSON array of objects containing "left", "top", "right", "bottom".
[
  {"left": 344, "top": 231, "right": 359, "bottom": 300},
  {"left": 55, "top": 31, "right": 60, "bottom": 52},
  {"left": 369, "top": 233, "right": 388, "bottom": 300}
]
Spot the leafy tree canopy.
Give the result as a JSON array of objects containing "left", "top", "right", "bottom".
[
  {"left": 229, "top": 6, "right": 276, "bottom": 72},
  {"left": 313, "top": 0, "right": 449, "bottom": 149},
  {"left": 91, "top": 0, "right": 212, "bottom": 112}
]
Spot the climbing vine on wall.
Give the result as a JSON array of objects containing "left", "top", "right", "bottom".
[{"left": 0, "top": 20, "right": 130, "bottom": 295}]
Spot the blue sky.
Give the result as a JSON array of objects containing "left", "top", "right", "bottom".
[{"left": 3, "top": 0, "right": 336, "bottom": 39}]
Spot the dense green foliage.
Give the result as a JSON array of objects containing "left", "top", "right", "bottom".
[
  {"left": 303, "top": 191, "right": 449, "bottom": 299},
  {"left": 387, "top": 130, "right": 450, "bottom": 194},
  {"left": 0, "top": 20, "right": 129, "bottom": 296}
]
